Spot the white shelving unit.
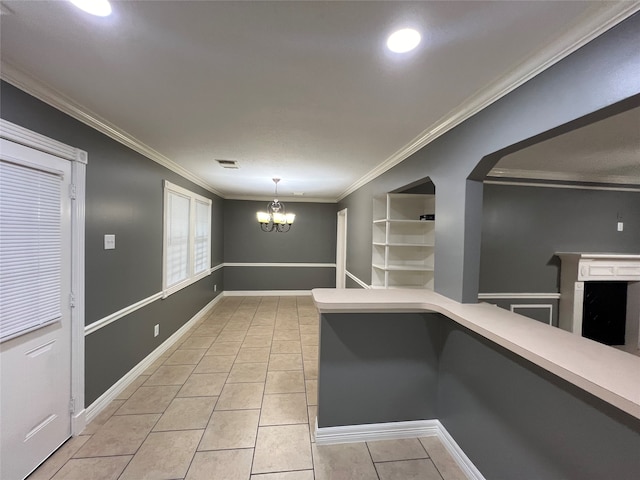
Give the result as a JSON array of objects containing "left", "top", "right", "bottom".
[{"left": 371, "top": 193, "right": 435, "bottom": 289}]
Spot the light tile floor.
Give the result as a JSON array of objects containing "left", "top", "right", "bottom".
[{"left": 28, "top": 296, "right": 468, "bottom": 480}]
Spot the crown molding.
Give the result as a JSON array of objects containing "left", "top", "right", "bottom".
[
  {"left": 224, "top": 194, "right": 337, "bottom": 203},
  {"left": 487, "top": 168, "right": 640, "bottom": 187},
  {"left": 0, "top": 62, "right": 224, "bottom": 198},
  {"left": 337, "top": 1, "right": 640, "bottom": 201},
  {"left": 484, "top": 179, "right": 640, "bottom": 194}
]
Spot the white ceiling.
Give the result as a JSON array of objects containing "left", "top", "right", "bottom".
[
  {"left": 1, "top": 1, "right": 638, "bottom": 200},
  {"left": 492, "top": 106, "right": 640, "bottom": 185}
]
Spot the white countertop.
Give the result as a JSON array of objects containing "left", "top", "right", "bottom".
[{"left": 312, "top": 288, "right": 640, "bottom": 420}]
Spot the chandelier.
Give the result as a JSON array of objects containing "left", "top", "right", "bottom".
[{"left": 257, "top": 178, "right": 295, "bottom": 233}]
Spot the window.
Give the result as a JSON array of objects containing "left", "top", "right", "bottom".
[
  {"left": 0, "top": 159, "right": 63, "bottom": 342},
  {"left": 163, "top": 181, "right": 212, "bottom": 297}
]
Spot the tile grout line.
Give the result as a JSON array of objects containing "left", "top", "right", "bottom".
[{"left": 182, "top": 301, "right": 234, "bottom": 480}]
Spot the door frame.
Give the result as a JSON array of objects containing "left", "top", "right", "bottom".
[
  {"left": 336, "top": 208, "right": 347, "bottom": 288},
  {"left": 0, "top": 119, "right": 87, "bottom": 435}
]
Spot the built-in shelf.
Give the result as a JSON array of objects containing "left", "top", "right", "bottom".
[
  {"left": 371, "top": 193, "right": 435, "bottom": 289},
  {"left": 373, "top": 242, "right": 434, "bottom": 247},
  {"left": 373, "top": 264, "right": 434, "bottom": 272}
]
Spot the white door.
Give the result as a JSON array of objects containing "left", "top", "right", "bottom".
[
  {"left": 336, "top": 208, "right": 347, "bottom": 288},
  {"left": 0, "top": 139, "right": 73, "bottom": 480}
]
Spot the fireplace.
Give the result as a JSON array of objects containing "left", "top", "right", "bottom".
[
  {"left": 557, "top": 253, "right": 640, "bottom": 353},
  {"left": 582, "top": 281, "right": 627, "bottom": 345}
]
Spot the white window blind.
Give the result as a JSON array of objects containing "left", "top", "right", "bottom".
[
  {"left": 0, "top": 160, "right": 62, "bottom": 343},
  {"left": 194, "top": 199, "right": 211, "bottom": 274},
  {"left": 163, "top": 181, "right": 212, "bottom": 297},
  {"left": 165, "top": 191, "right": 190, "bottom": 287}
]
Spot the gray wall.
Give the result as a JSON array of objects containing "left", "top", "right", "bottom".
[
  {"left": 223, "top": 199, "right": 337, "bottom": 290},
  {"left": 317, "top": 312, "right": 640, "bottom": 478},
  {"left": 0, "top": 81, "right": 224, "bottom": 403},
  {"left": 84, "top": 273, "right": 221, "bottom": 404},
  {"left": 318, "top": 313, "right": 440, "bottom": 428},
  {"left": 480, "top": 183, "right": 640, "bottom": 293},
  {"left": 438, "top": 321, "right": 640, "bottom": 479},
  {"left": 339, "top": 13, "right": 640, "bottom": 302}
]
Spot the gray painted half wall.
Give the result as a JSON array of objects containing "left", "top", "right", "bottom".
[
  {"left": 438, "top": 320, "right": 640, "bottom": 479},
  {"left": 317, "top": 312, "right": 640, "bottom": 479}
]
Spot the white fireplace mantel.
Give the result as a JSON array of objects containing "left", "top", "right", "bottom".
[{"left": 557, "top": 253, "right": 640, "bottom": 351}]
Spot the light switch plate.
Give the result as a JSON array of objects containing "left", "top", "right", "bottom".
[
  {"left": 104, "top": 234, "right": 116, "bottom": 250},
  {"left": 617, "top": 222, "right": 624, "bottom": 232}
]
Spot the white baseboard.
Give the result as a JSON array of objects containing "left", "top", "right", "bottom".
[
  {"left": 435, "top": 420, "right": 486, "bottom": 480},
  {"left": 84, "top": 294, "right": 223, "bottom": 424},
  {"left": 345, "top": 270, "right": 371, "bottom": 289},
  {"left": 315, "top": 419, "right": 439, "bottom": 445},
  {"left": 315, "top": 418, "right": 485, "bottom": 480},
  {"left": 224, "top": 290, "right": 311, "bottom": 296},
  {"left": 71, "top": 410, "right": 86, "bottom": 436}
]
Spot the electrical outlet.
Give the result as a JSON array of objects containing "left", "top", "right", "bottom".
[
  {"left": 617, "top": 222, "right": 624, "bottom": 232},
  {"left": 154, "top": 324, "right": 159, "bottom": 337},
  {"left": 214, "top": 284, "right": 217, "bottom": 292}
]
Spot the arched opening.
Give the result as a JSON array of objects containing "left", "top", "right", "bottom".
[{"left": 470, "top": 96, "right": 640, "bottom": 354}]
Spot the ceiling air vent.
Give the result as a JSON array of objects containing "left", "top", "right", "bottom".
[{"left": 216, "top": 159, "right": 239, "bottom": 169}]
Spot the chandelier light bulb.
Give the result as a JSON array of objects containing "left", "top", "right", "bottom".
[{"left": 256, "top": 178, "right": 295, "bottom": 232}]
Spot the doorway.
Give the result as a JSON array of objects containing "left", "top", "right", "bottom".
[
  {"left": 0, "top": 121, "right": 86, "bottom": 479},
  {"left": 336, "top": 208, "right": 347, "bottom": 288}
]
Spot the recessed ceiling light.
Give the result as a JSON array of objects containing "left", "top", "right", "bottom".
[
  {"left": 69, "top": 0, "right": 112, "bottom": 17},
  {"left": 386, "top": 28, "right": 421, "bottom": 53}
]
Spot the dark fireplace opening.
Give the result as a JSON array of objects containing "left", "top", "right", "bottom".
[{"left": 582, "top": 281, "right": 627, "bottom": 346}]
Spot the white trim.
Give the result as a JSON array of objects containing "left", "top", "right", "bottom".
[
  {"left": 162, "top": 270, "right": 211, "bottom": 299},
  {"left": 315, "top": 419, "right": 439, "bottom": 445},
  {"left": 314, "top": 419, "right": 485, "bottom": 480},
  {"left": 510, "top": 304, "right": 554, "bottom": 326},
  {"left": 0, "top": 63, "right": 222, "bottom": 196},
  {"left": 224, "top": 290, "right": 311, "bottom": 297},
  {"left": 435, "top": 420, "right": 487, "bottom": 480},
  {"left": 162, "top": 180, "right": 213, "bottom": 298},
  {"left": 210, "top": 263, "right": 224, "bottom": 273},
  {"left": 0, "top": 122, "right": 88, "bottom": 436},
  {"left": 478, "top": 293, "right": 560, "bottom": 300},
  {"left": 225, "top": 194, "right": 336, "bottom": 203},
  {"left": 224, "top": 262, "right": 336, "bottom": 268},
  {"left": 484, "top": 179, "right": 640, "bottom": 193},
  {"left": 0, "top": 119, "right": 87, "bottom": 164},
  {"left": 3, "top": 3, "right": 637, "bottom": 205},
  {"left": 346, "top": 270, "right": 371, "bottom": 289},
  {"left": 85, "top": 295, "right": 222, "bottom": 424},
  {"left": 487, "top": 168, "right": 640, "bottom": 187},
  {"left": 84, "top": 292, "right": 164, "bottom": 336},
  {"left": 337, "top": 2, "right": 640, "bottom": 201},
  {"left": 70, "top": 158, "right": 86, "bottom": 435},
  {"left": 336, "top": 209, "right": 348, "bottom": 288}
]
